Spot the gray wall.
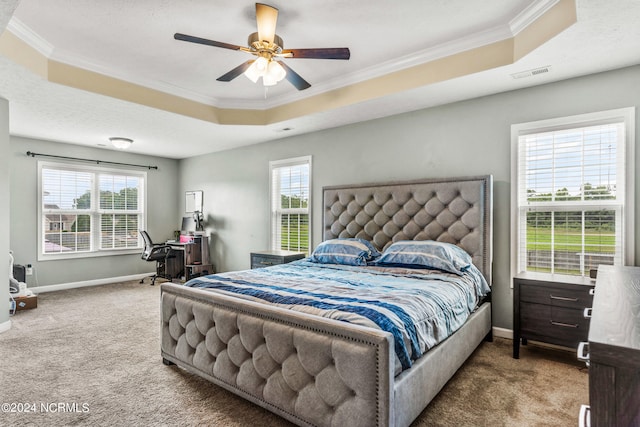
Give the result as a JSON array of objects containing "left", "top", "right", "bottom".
[
  {"left": 179, "top": 65, "right": 640, "bottom": 330},
  {"left": 1, "top": 97, "right": 9, "bottom": 328},
  {"left": 9, "top": 136, "right": 180, "bottom": 286}
]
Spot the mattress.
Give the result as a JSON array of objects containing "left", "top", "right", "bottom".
[{"left": 185, "top": 259, "right": 490, "bottom": 373}]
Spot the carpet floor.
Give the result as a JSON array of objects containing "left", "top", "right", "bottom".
[{"left": 0, "top": 281, "right": 588, "bottom": 426}]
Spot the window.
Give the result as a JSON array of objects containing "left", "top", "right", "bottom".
[
  {"left": 269, "top": 156, "right": 311, "bottom": 254},
  {"left": 511, "top": 108, "right": 635, "bottom": 278},
  {"left": 38, "top": 162, "right": 146, "bottom": 260}
]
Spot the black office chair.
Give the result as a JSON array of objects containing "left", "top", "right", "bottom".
[{"left": 140, "top": 230, "right": 175, "bottom": 285}]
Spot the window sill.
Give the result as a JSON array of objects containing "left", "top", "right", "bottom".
[{"left": 37, "top": 248, "right": 141, "bottom": 262}]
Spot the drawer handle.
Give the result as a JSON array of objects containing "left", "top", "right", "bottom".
[
  {"left": 579, "top": 404, "right": 591, "bottom": 427},
  {"left": 550, "top": 294, "right": 579, "bottom": 302},
  {"left": 260, "top": 261, "right": 274, "bottom": 265},
  {"left": 577, "top": 341, "right": 590, "bottom": 364},
  {"left": 550, "top": 320, "right": 578, "bottom": 328},
  {"left": 583, "top": 307, "right": 592, "bottom": 319},
  {"left": 589, "top": 288, "right": 595, "bottom": 296}
]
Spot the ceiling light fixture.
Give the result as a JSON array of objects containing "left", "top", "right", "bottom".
[
  {"left": 109, "top": 137, "right": 133, "bottom": 150},
  {"left": 243, "top": 34, "right": 287, "bottom": 87}
]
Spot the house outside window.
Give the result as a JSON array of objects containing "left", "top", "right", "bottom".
[
  {"left": 511, "top": 108, "right": 635, "bottom": 278},
  {"left": 269, "top": 156, "right": 311, "bottom": 254},
  {"left": 38, "top": 161, "right": 146, "bottom": 260}
]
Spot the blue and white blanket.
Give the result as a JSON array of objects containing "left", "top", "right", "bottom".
[{"left": 185, "top": 259, "right": 490, "bottom": 372}]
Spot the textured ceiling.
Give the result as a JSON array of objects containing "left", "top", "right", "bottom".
[{"left": 0, "top": 0, "right": 639, "bottom": 159}]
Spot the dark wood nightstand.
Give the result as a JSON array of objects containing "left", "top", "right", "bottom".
[
  {"left": 513, "top": 273, "right": 594, "bottom": 359},
  {"left": 250, "top": 250, "right": 306, "bottom": 269}
]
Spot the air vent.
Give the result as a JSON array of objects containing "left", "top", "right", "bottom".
[{"left": 511, "top": 66, "right": 551, "bottom": 79}]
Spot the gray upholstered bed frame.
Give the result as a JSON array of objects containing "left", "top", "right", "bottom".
[{"left": 160, "top": 175, "right": 493, "bottom": 427}]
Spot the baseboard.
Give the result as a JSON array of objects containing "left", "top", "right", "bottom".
[
  {"left": 30, "top": 273, "right": 152, "bottom": 294},
  {"left": 0, "top": 319, "right": 12, "bottom": 334},
  {"left": 492, "top": 326, "right": 513, "bottom": 340}
]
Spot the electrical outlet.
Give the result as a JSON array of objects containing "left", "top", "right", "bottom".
[{"left": 26, "top": 264, "right": 33, "bottom": 276}]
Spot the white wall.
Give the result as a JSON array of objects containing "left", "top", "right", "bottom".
[
  {"left": 179, "top": 65, "right": 640, "bottom": 330},
  {"left": 1, "top": 0, "right": 21, "bottom": 331},
  {"left": 0, "top": 97, "right": 10, "bottom": 330},
  {"left": 9, "top": 136, "right": 181, "bottom": 286}
]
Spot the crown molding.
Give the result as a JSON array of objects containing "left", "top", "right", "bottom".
[
  {"left": 7, "top": 17, "right": 53, "bottom": 57},
  {"left": 229, "top": 0, "right": 557, "bottom": 110},
  {"left": 510, "top": 0, "right": 561, "bottom": 35},
  {"left": 5, "top": 0, "right": 563, "bottom": 112},
  {"left": 7, "top": 17, "right": 220, "bottom": 106},
  {"left": 224, "top": 21, "right": 516, "bottom": 110},
  {"left": 50, "top": 48, "right": 221, "bottom": 106}
]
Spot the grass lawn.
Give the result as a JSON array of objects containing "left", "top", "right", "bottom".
[
  {"left": 527, "top": 227, "right": 615, "bottom": 253},
  {"left": 280, "top": 223, "right": 309, "bottom": 254}
]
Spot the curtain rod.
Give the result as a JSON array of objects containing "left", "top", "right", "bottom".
[{"left": 26, "top": 151, "right": 158, "bottom": 170}]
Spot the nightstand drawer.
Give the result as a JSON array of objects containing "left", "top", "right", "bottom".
[
  {"left": 521, "top": 303, "right": 590, "bottom": 345},
  {"left": 250, "top": 251, "right": 306, "bottom": 269},
  {"left": 251, "top": 255, "right": 280, "bottom": 268},
  {"left": 520, "top": 284, "right": 593, "bottom": 309}
]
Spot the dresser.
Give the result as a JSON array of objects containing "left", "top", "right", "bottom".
[
  {"left": 250, "top": 250, "right": 306, "bottom": 269},
  {"left": 578, "top": 265, "right": 640, "bottom": 427},
  {"left": 513, "top": 273, "right": 594, "bottom": 359}
]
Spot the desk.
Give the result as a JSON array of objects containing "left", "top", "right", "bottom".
[{"left": 166, "top": 235, "right": 213, "bottom": 281}]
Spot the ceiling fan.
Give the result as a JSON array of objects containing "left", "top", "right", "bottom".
[{"left": 174, "top": 3, "right": 350, "bottom": 91}]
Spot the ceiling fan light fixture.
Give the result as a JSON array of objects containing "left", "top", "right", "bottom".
[
  {"left": 255, "top": 56, "right": 269, "bottom": 73},
  {"left": 244, "top": 57, "right": 286, "bottom": 86},
  {"left": 109, "top": 137, "right": 133, "bottom": 150},
  {"left": 244, "top": 59, "right": 263, "bottom": 83},
  {"left": 262, "top": 74, "right": 277, "bottom": 86},
  {"left": 265, "top": 60, "right": 286, "bottom": 83}
]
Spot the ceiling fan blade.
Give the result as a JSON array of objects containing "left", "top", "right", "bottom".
[
  {"left": 256, "top": 3, "right": 278, "bottom": 43},
  {"left": 278, "top": 62, "right": 311, "bottom": 90},
  {"left": 280, "top": 47, "right": 350, "bottom": 60},
  {"left": 216, "top": 60, "right": 255, "bottom": 82},
  {"left": 174, "top": 33, "right": 243, "bottom": 51}
]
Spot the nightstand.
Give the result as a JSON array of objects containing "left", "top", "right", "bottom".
[
  {"left": 250, "top": 250, "right": 305, "bottom": 269},
  {"left": 513, "top": 273, "right": 594, "bottom": 359}
]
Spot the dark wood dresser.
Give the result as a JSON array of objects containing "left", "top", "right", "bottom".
[
  {"left": 513, "top": 273, "right": 595, "bottom": 359},
  {"left": 578, "top": 265, "right": 640, "bottom": 427},
  {"left": 250, "top": 250, "right": 305, "bottom": 269}
]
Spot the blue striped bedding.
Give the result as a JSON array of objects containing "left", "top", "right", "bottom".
[{"left": 185, "top": 259, "right": 490, "bottom": 372}]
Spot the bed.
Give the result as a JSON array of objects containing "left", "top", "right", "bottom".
[{"left": 160, "top": 175, "right": 493, "bottom": 427}]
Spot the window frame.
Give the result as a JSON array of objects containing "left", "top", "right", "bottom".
[
  {"left": 37, "top": 161, "right": 147, "bottom": 261},
  {"left": 510, "top": 107, "right": 635, "bottom": 281},
  {"left": 269, "top": 156, "right": 312, "bottom": 254}
]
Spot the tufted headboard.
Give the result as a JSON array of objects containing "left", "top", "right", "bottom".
[{"left": 323, "top": 175, "right": 493, "bottom": 285}]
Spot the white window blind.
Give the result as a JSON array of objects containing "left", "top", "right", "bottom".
[
  {"left": 41, "top": 168, "right": 93, "bottom": 254},
  {"left": 39, "top": 162, "right": 146, "bottom": 259},
  {"left": 99, "top": 174, "right": 142, "bottom": 249},
  {"left": 512, "top": 108, "right": 634, "bottom": 278},
  {"left": 269, "top": 156, "right": 311, "bottom": 254}
]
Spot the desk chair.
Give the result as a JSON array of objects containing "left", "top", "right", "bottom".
[{"left": 140, "top": 230, "right": 175, "bottom": 285}]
